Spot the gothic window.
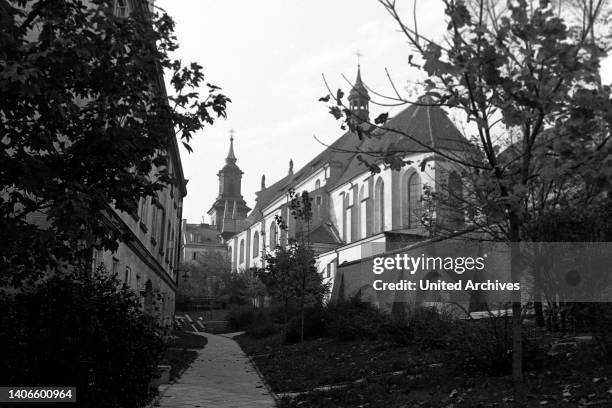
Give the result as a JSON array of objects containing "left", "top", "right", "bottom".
[
  {"left": 402, "top": 171, "right": 422, "bottom": 228},
  {"left": 342, "top": 193, "right": 350, "bottom": 241},
  {"left": 151, "top": 206, "right": 159, "bottom": 244},
  {"left": 139, "top": 197, "right": 148, "bottom": 225},
  {"left": 448, "top": 172, "right": 463, "bottom": 227},
  {"left": 351, "top": 186, "right": 359, "bottom": 241},
  {"left": 373, "top": 177, "right": 385, "bottom": 234},
  {"left": 252, "top": 231, "right": 259, "bottom": 258},
  {"left": 269, "top": 223, "right": 278, "bottom": 248},
  {"left": 239, "top": 239, "right": 245, "bottom": 263},
  {"left": 315, "top": 179, "right": 321, "bottom": 190},
  {"left": 359, "top": 184, "right": 368, "bottom": 239},
  {"left": 114, "top": 0, "right": 130, "bottom": 17}
]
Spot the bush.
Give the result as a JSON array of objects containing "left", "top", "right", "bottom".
[
  {"left": 227, "top": 306, "right": 257, "bottom": 330},
  {"left": 385, "top": 306, "right": 456, "bottom": 349},
  {"left": 246, "top": 320, "right": 279, "bottom": 339},
  {"left": 569, "top": 303, "right": 612, "bottom": 361},
  {"left": 326, "top": 297, "right": 387, "bottom": 341},
  {"left": 0, "top": 271, "right": 166, "bottom": 408},
  {"left": 284, "top": 306, "right": 327, "bottom": 343},
  {"left": 450, "top": 316, "right": 539, "bottom": 375}
]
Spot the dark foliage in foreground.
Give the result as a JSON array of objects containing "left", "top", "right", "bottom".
[
  {"left": 0, "top": 0, "right": 229, "bottom": 286},
  {"left": 0, "top": 272, "right": 166, "bottom": 408}
]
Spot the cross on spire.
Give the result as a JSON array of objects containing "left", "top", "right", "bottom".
[
  {"left": 229, "top": 128, "right": 235, "bottom": 142},
  {"left": 355, "top": 50, "right": 363, "bottom": 67}
]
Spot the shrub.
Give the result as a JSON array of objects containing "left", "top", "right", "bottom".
[
  {"left": 326, "top": 297, "right": 387, "bottom": 341},
  {"left": 284, "top": 306, "right": 327, "bottom": 343},
  {"left": 450, "top": 316, "right": 539, "bottom": 375},
  {"left": 385, "top": 306, "right": 456, "bottom": 349},
  {"left": 227, "top": 306, "right": 257, "bottom": 330},
  {"left": 0, "top": 271, "right": 166, "bottom": 408},
  {"left": 569, "top": 303, "right": 612, "bottom": 361},
  {"left": 246, "top": 320, "right": 279, "bottom": 339}
]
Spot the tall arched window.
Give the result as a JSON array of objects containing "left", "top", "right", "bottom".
[
  {"left": 239, "top": 239, "right": 245, "bottom": 263},
  {"left": 373, "top": 178, "right": 385, "bottom": 234},
  {"left": 269, "top": 223, "right": 278, "bottom": 248},
  {"left": 448, "top": 172, "right": 463, "bottom": 227},
  {"left": 252, "top": 231, "right": 259, "bottom": 258},
  {"left": 359, "top": 185, "right": 367, "bottom": 239},
  {"left": 407, "top": 172, "right": 422, "bottom": 228},
  {"left": 314, "top": 179, "right": 321, "bottom": 190}
]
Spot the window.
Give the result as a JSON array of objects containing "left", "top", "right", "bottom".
[
  {"left": 139, "top": 198, "right": 149, "bottom": 225},
  {"left": 403, "top": 172, "right": 422, "bottom": 228},
  {"left": 314, "top": 179, "right": 321, "bottom": 190},
  {"left": 114, "top": 0, "right": 130, "bottom": 17},
  {"left": 239, "top": 239, "right": 245, "bottom": 263},
  {"left": 111, "top": 258, "right": 119, "bottom": 275},
  {"left": 269, "top": 223, "right": 278, "bottom": 248},
  {"left": 448, "top": 172, "right": 463, "bottom": 227},
  {"left": 192, "top": 252, "right": 196, "bottom": 260},
  {"left": 252, "top": 232, "right": 259, "bottom": 258},
  {"left": 159, "top": 211, "right": 166, "bottom": 253},
  {"left": 373, "top": 177, "right": 385, "bottom": 234},
  {"left": 151, "top": 205, "right": 159, "bottom": 244},
  {"left": 124, "top": 266, "right": 131, "bottom": 286},
  {"left": 359, "top": 184, "right": 368, "bottom": 239}
]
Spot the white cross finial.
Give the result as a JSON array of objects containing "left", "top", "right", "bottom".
[
  {"left": 355, "top": 50, "right": 363, "bottom": 66},
  {"left": 229, "top": 128, "right": 235, "bottom": 142}
]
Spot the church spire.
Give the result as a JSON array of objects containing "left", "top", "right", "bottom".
[
  {"left": 348, "top": 53, "right": 370, "bottom": 122},
  {"left": 226, "top": 129, "right": 236, "bottom": 163}
]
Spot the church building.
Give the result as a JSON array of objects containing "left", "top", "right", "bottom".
[{"left": 206, "top": 66, "right": 471, "bottom": 308}]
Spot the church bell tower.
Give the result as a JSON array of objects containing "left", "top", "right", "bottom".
[
  {"left": 207, "top": 131, "right": 250, "bottom": 239},
  {"left": 348, "top": 64, "right": 370, "bottom": 123}
]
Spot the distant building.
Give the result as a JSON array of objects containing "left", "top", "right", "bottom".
[{"left": 182, "top": 221, "right": 227, "bottom": 263}]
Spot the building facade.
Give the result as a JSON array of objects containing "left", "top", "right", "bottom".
[
  {"left": 89, "top": 0, "right": 185, "bottom": 325},
  {"left": 209, "top": 66, "right": 469, "bottom": 309}
]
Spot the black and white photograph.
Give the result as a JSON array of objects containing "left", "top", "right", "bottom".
[{"left": 2, "top": 0, "right": 612, "bottom": 407}]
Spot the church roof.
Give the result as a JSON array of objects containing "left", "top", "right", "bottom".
[
  {"left": 238, "top": 96, "right": 467, "bottom": 229},
  {"left": 329, "top": 97, "right": 468, "bottom": 189}
]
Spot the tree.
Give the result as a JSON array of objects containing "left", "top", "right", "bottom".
[
  {"left": 177, "top": 251, "right": 229, "bottom": 303},
  {"left": 0, "top": 0, "right": 229, "bottom": 286},
  {"left": 257, "top": 190, "right": 328, "bottom": 341},
  {"left": 0, "top": 268, "right": 166, "bottom": 408},
  {"left": 322, "top": 0, "right": 611, "bottom": 384}
]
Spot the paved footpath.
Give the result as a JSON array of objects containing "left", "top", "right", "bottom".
[{"left": 155, "top": 332, "right": 276, "bottom": 408}]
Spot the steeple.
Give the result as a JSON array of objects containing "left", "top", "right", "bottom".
[
  {"left": 226, "top": 129, "right": 236, "bottom": 164},
  {"left": 348, "top": 59, "right": 370, "bottom": 122},
  {"left": 207, "top": 129, "right": 250, "bottom": 237}
]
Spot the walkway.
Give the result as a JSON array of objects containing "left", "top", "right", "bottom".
[{"left": 155, "top": 332, "right": 276, "bottom": 408}]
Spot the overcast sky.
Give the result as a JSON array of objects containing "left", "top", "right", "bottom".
[{"left": 157, "top": 0, "right": 612, "bottom": 224}]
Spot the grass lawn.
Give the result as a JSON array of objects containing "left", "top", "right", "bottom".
[
  {"left": 160, "top": 348, "right": 199, "bottom": 381},
  {"left": 236, "top": 333, "right": 612, "bottom": 407},
  {"left": 168, "top": 330, "right": 208, "bottom": 349}
]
